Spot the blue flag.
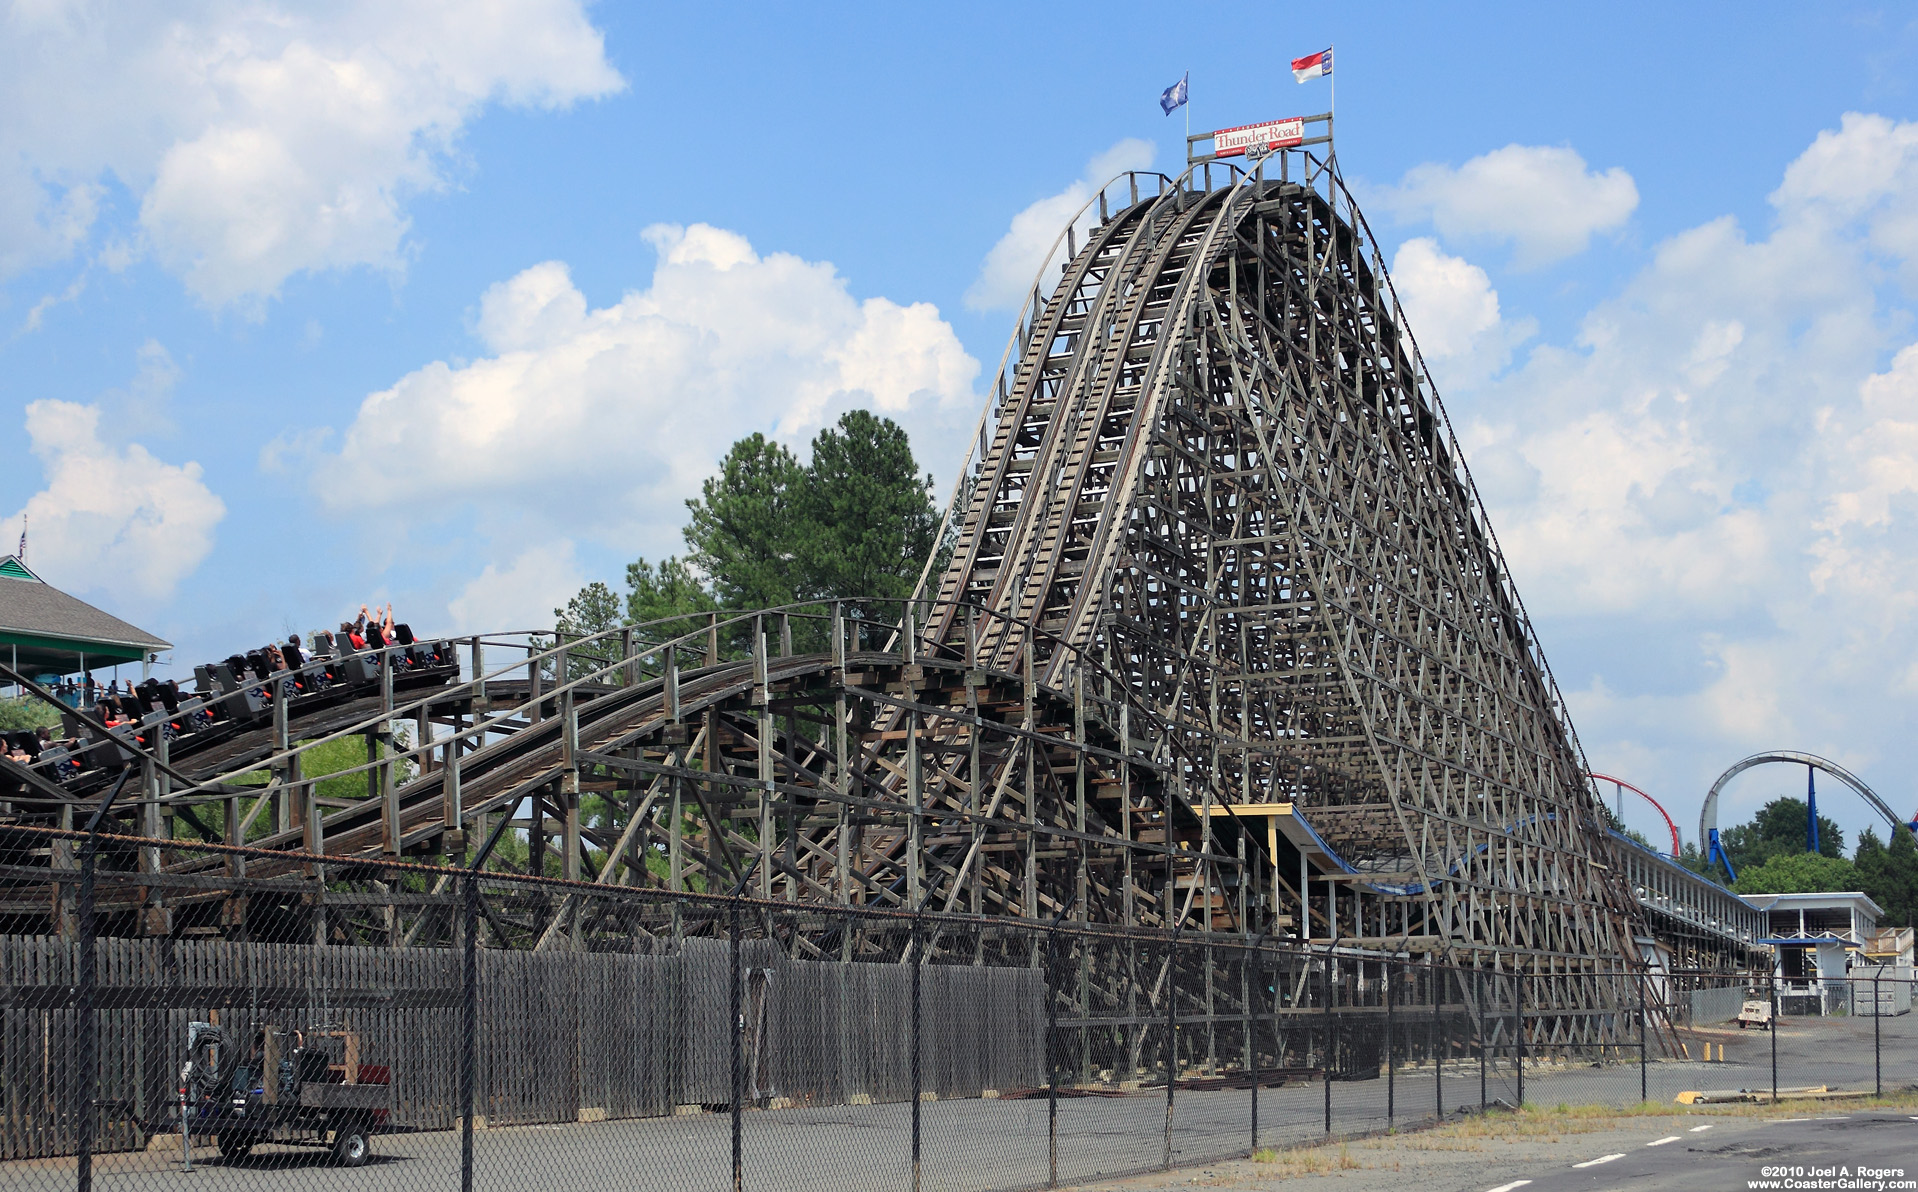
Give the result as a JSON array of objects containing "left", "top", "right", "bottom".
[{"left": 1159, "top": 72, "right": 1188, "bottom": 115}]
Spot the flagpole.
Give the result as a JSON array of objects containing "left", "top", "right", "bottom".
[
  {"left": 1328, "top": 43, "right": 1336, "bottom": 161},
  {"left": 1183, "top": 69, "right": 1190, "bottom": 165}
]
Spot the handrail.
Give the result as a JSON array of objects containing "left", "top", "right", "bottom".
[{"left": 41, "top": 597, "right": 1174, "bottom": 810}]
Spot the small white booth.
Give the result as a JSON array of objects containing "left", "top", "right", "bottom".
[{"left": 1741, "top": 891, "right": 1885, "bottom": 1015}]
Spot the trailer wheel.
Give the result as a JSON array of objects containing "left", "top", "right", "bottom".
[
  {"left": 333, "top": 1125, "right": 370, "bottom": 1167},
  {"left": 216, "top": 1133, "right": 253, "bottom": 1161}
]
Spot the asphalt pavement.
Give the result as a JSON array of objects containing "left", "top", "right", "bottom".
[
  {"left": 1, "top": 1011, "right": 1909, "bottom": 1192},
  {"left": 1477, "top": 1112, "right": 1917, "bottom": 1192}
]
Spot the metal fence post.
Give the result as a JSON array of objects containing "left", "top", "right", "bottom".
[
  {"left": 1769, "top": 977, "right": 1778, "bottom": 1106},
  {"left": 1385, "top": 959, "right": 1395, "bottom": 1128},
  {"left": 912, "top": 912, "right": 923, "bottom": 1192},
  {"left": 1322, "top": 952, "right": 1332, "bottom": 1136},
  {"left": 1637, "top": 969, "right": 1648, "bottom": 1104},
  {"left": 72, "top": 768, "right": 127, "bottom": 1192},
  {"left": 1165, "top": 932, "right": 1178, "bottom": 1170},
  {"left": 1432, "top": 965, "right": 1443, "bottom": 1118},
  {"left": 461, "top": 872, "right": 479, "bottom": 1192},
  {"left": 1476, "top": 969, "right": 1486, "bottom": 1111},
  {"left": 1873, "top": 969, "right": 1881, "bottom": 1098},
  {"left": 1047, "top": 926, "right": 1059, "bottom": 1188},
  {"left": 1513, "top": 971, "right": 1524, "bottom": 1109},
  {"left": 1249, "top": 945, "right": 1260, "bottom": 1151},
  {"left": 75, "top": 833, "right": 98, "bottom": 1192},
  {"left": 732, "top": 898, "right": 744, "bottom": 1192}
]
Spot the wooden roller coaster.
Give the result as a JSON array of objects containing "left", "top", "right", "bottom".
[{"left": 2, "top": 134, "right": 1669, "bottom": 1046}]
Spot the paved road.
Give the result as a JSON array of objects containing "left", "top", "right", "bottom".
[
  {"left": 1479, "top": 1112, "right": 1918, "bottom": 1192},
  {"left": 5, "top": 1013, "right": 1910, "bottom": 1192}
]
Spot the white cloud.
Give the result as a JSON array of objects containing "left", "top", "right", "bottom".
[
  {"left": 1818, "top": 342, "right": 1918, "bottom": 536},
  {"left": 966, "top": 139, "right": 1156, "bottom": 310},
  {"left": 445, "top": 540, "right": 585, "bottom": 633},
  {"left": 0, "top": 1, "right": 622, "bottom": 308},
  {"left": 17, "top": 273, "right": 89, "bottom": 337},
  {"left": 1379, "top": 144, "right": 1638, "bottom": 267},
  {"left": 96, "top": 338, "right": 184, "bottom": 438},
  {"left": 8, "top": 398, "right": 225, "bottom": 600},
  {"left": 1426, "top": 114, "right": 1918, "bottom": 839},
  {"left": 314, "top": 224, "right": 980, "bottom": 552},
  {"left": 1773, "top": 112, "right": 1918, "bottom": 286},
  {"left": 1389, "top": 237, "right": 1533, "bottom": 384}
]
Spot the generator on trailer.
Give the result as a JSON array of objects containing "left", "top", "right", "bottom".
[{"left": 180, "top": 1021, "right": 391, "bottom": 1166}]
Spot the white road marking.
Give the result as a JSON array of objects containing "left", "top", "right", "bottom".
[
  {"left": 1485, "top": 1182, "right": 1532, "bottom": 1192},
  {"left": 1646, "top": 1135, "right": 1682, "bottom": 1146},
  {"left": 1689, "top": 1124, "right": 1715, "bottom": 1132},
  {"left": 1574, "top": 1154, "right": 1625, "bottom": 1168},
  {"left": 1768, "top": 1117, "right": 1812, "bottom": 1123}
]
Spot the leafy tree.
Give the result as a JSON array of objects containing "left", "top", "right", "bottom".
[
  {"left": 1719, "top": 796, "right": 1846, "bottom": 876},
  {"left": 0, "top": 696, "right": 61, "bottom": 732},
  {"left": 684, "top": 434, "right": 807, "bottom": 609},
  {"left": 1855, "top": 826, "right": 1918, "bottom": 927},
  {"left": 1734, "top": 850, "right": 1862, "bottom": 895}
]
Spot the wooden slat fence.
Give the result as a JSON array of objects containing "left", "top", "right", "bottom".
[{"left": 0, "top": 935, "right": 1042, "bottom": 1159}]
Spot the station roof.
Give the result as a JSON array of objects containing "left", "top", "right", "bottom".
[
  {"left": 0, "top": 555, "right": 171, "bottom": 675},
  {"left": 1738, "top": 890, "right": 1884, "bottom": 918}
]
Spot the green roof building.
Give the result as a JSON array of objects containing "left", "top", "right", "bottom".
[{"left": 0, "top": 554, "right": 171, "bottom": 682}]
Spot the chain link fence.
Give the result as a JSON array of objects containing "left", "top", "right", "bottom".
[{"left": 2, "top": 828, "right": 1913, "bottom": 1192}]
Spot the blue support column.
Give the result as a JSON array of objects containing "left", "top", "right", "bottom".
[
  {"left": 1708, "top": 827, "right": 1737, "bottom": 884},
  {"left": 1807, "top": 767, "right": 1820, "bottom": 854}
]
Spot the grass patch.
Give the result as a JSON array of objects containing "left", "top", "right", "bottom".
[
  {"left": 1246, "top": 1143, "right": 1361, "bottom": 1175},
  {"left": 1415, "top": 1090, "right": 1918, "bottom": 1148}
]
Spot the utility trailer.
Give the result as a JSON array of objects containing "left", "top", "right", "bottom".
[{"left": 182, "top": 1022, "right": 391, "bottom": 1167}]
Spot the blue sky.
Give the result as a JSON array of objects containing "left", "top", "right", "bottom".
[{"left": 5, "top": 1, "right": 1918, "bottom": 852}]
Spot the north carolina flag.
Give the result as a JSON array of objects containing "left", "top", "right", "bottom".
[{"left": 1291, "top": 47, "right": 1332, "bottom": 83}]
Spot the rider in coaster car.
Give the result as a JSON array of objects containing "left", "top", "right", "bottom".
[{"left": 266, "top": 644, "right": 301, "bottom": 699}]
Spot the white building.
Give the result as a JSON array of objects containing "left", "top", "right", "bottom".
[{"left": 1741, "top": 891, "right": 1885, "bottom": 1014}]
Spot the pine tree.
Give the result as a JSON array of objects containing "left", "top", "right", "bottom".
[
  {"left": 624, "top": 556, "right": 719, "bottom": 626},
  {"left": 551, "top": 411, "right": 941, "bottom": 657},
  {"left": 796, "top": 410, "right": 938, "bottom": 602},
  {"left": 683, "top": 433, "right": 808, "bottom": 610}
]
